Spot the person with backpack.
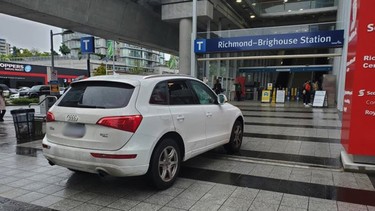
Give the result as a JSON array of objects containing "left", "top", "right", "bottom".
[{"left": 302, "top": 80, "right": 312, "bottom": 106}]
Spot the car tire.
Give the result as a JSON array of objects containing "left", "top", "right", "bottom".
[
  {"left": 149, "top": 138, "right": 181, "bottom": 190},
  {"left": 224, "top": 120, "right": 243, "bottom": 154}
]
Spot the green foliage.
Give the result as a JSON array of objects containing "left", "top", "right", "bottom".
[
  {"left": 167, "top": 56, "right": 178, "bottom": 69},
  {"left": 93, "top": 63, "right": 107, "bottom": 76},
  {"left": 0, "top": 54, "right": 10, "bottom": 61},
  {"left": 59, "top": 44, "right": 71, "bottom": 55},
  {"left": 11, "top": 98, "right": 39, "bottom": 105},
  {"left": 10, "top": 47, "right": 51, "bottom": 58},
  {"left": 95, "top": 53, "right": 106, "bottom": 60},
  {"left": 129, "top": 60, "right": 144, "bottom": 75}
]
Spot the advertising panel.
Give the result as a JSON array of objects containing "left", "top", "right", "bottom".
[
  {"left": 261, "top": 90, "right": 271, "bottom": 103},
  {"left": 341, "top": 0, "right": 375, "bottom": 156}
]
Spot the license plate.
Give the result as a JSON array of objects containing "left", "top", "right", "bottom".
[{"left": 63, "top": 123, "right": 86, "bottom": 138}]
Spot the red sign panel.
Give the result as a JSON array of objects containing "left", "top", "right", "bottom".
[{"left": 342, "top": 0, "right": 375, "bottom": 155}]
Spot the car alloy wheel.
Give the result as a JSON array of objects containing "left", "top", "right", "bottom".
[
  {"left": 158, "top": 146, "right": 178, "bottom": 182},
  {"left": 224, "top": 120, "right": 243, "bottom": 154},
  {"left": 149, "top": 138, "right": 181, "bottom": 189}
]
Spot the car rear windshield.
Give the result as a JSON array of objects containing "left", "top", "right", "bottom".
[{"left": 58, "top": 81, "right": 134, "bottom": 109}]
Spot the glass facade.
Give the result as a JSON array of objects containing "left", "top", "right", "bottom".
[{"left": 62, "top": 32, "right": 165, "bottom": 72}]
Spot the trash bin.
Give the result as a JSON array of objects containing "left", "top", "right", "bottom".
[
  {"left": 34, "top": 115, "right": 46, "bottom": 140},
  {"left": 11, "top": 108, "right": 35, "bottom": 140}
]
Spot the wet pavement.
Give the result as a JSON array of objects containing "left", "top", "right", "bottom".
[{"left": 0, "top": 102, "right": 375, "bottom": 211}]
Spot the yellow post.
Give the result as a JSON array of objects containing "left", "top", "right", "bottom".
[{"left": 272, "top": 88, "right": 276, "bottom": 103}]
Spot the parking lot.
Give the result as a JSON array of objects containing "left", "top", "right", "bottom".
[{"left": 0, "top": 102, "right": 374, "bottom": 211}]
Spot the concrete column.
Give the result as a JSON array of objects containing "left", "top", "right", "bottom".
[
  {"left": 205, "top": 20, "right": 211, "bottom": 78},
  {"left": 216, "top": 20, "right": 222, "bottom": 79},
  {"left": 334, "top": 0, "right": 350, "bottom": 111},
  {"left": 179, "top": 18, "right": 192, "bottom": 75}
]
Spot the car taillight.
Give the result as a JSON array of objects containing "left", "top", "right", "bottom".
[
  {"left": 46, "top": 112, "right": 55, "bottom": 122},
  {"left": 96, "top": 115, "right": 143, "bottom": 133}
]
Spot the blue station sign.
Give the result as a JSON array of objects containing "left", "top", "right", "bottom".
[
  {"left": 80, "top": 36, "right": 95, "bottom": 54},
  {"left": 195, "top": 30, "right": 344, "bottom": 54}
]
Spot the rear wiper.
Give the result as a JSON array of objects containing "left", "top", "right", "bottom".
[{"left": 77, "top": 104, "right": 106, "bottom": 108}]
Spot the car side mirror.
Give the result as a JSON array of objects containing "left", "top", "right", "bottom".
[{"left": 217, "top": 94, "right": 227, "bottom": 105}]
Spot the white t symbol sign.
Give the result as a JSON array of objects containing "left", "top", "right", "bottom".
[
  {"left": 83, "top": 40, "right": 90, "bottom": 50},
  {"left": 196, "top": 41, "right": 204, "bottom": 50}
]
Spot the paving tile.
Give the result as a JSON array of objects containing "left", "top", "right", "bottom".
[
  {"left": 308, "top": 198, "right": 337, "bottom": 211},
  {"left": 107, "top": 198, "right": 140, "bottom": 211},
  {"left": 158, "top": 187, "right": 185, "bottom": 197},
  {"left": 250, "top": 164, "right": 274, "bottom": 177},
  {"left": 0, "top": 188, "right": 30, "bottom": 199},
  {"left": 37, "top": 184, "right": 66, "bottom": 195},
  {"left": 158, "top": 207, "right": 186, "bottom": 211},
  {"left": 31, "top": 195, "right": 64, "bottom": 207},
  {"left": 280, "top": 194, "right": 308, "bottom": 209},
  {"left": 288, "top": 169, "right": 311, "bottom": 183},
  {"left": 144, "top": 193, "right": 174, "bottom": 206},
  {"left": 277, "top": 205, "right": 307, "bottom": 211},
  {"left": 249, "top": 201, "right": 279, "bottom": 211},
  {"left": 67, "top": 191, "right": 100, "bottom": 202},
  {"left": 337, "top": 201, "right": 367, "bottom": 211},
  {"left": 222, "top": 197, "right": 252, "bottom": 211},
  {"left": 129, "top": 202, "right": 161, "bottom": 211},
  {"left": 230, "top": 187, "right": 259, "bottom": 201},
  {"left": 14, "top": 191, "right": 46, "bottom": 203},
  {"left": 122, "top": 190, "right": 155, "bottom": 201},
  {"left": 52, "top": 188, "right": 82, "bottom": 198},
  {"left": 71, "top": 203, "right": 103, "bottom": 211},
  {"left": 49, "top": 198, "right": 83, "bottom": 210},
  {"left": 88, "top": 195, "right": 121, "bottom": 206},
  {"left": 311, "top": 170, "right": 333, "bottom": 186},
  {"left": 190, "top": 201, "right": 221, "bottom": 211},
  {"left": 166, "top": 197, "right": 196, "bottom": 210},
  {"left": 253, "top": 190, "right": 283, "bottom": 205}
]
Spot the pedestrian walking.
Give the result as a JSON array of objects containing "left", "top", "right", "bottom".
[
  {"left": 234, "top": 80, "right": 242, "bottom": 101},
  {"left": 0, "top": 87, "right": 6, "bottom": 122},
  {"left": 213, "top": 79, "right": 223, "bottom": 95},
  {"left": 302, "top": 80, "right": 312, "bottom": 106}
]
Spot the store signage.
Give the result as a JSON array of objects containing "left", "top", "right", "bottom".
[
  {"left": 261, "top": 90, "right": 271, "bottom": 103},
  {"left": 313, "top": 91, "right": 326, "bottom": 107},
  {"left": 80, "top": 36, "right": 95, "bottom": 54},
  {"left": 0, "top": 62, "right": 32, "bottom": 72},
  {"left": 276, "top": 90, "right": 285, "bottom": 103},
  {"left": 195, "top": 30, "right": 344, "bottom": 53},
  {"left": 341, "top": 0, "right": 375, "bottom": 156}
]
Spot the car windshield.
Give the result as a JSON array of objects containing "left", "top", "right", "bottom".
[
  {"left": 30, "top": 86, "right": 42, "bottom": 91},
  {"left": 58, "top": 81, "right": 134, "bottom": 109}
]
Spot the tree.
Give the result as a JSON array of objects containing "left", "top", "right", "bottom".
[
  {"left": 167, "top": 56, "right": 178, "bottom": 69},
  {"left": 59, "top": 44, "right": 71, "bottom": 55},
  {"left": 93, "top": 63, "right": 106, "bottom": 76},
  {"left": 129, "top": 60, "right": 144, "bottom": 75}
]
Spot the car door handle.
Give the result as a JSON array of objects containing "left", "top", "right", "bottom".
[
  {"left": 176, "top": 115, "right": 184, "bottom": 121},
  {"left": 206, "top": 112, "right": 212, "bottom": 117}
]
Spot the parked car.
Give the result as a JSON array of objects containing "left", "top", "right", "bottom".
[
  {"left": 27, "top": 85, "right": 50, "bottom": 98},
  {"left": 42, "top": 75, "right": 244, "bottom": 189},
  {"left": 18, "top": 87, "right": 31, "bottom": 98}
]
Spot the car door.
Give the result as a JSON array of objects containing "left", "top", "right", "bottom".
[
  {"left": 167, "top": 80, "right": 206, "bottom": 157},
  {"left": 188, "top": 80, "right": 229, "bottom": 148}
]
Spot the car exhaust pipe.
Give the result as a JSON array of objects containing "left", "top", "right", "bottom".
[{"left": 97, "top": 170, "right": 108, "bottom": 177}]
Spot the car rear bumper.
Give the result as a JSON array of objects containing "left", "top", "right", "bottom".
[{"left": 42, "top": 136, "right": 150, "bottom": 177}]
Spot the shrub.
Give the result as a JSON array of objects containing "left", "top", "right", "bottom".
[{"left": 11, "top": 98, "right": 39, "bottom": 105}]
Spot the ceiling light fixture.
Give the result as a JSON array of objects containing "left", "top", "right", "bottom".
[
  {"left": 300, "top": 8, "right": 303, "bottom": 11},
  {"left": 236, "top": 0, "right": 242, "bottom": 3},
  {"left": 288, "top": 10, "right": 292, "bottom": 12},
  {"left": 250, "top": 15, "right": 256, "bottom": 19},
  {"left": 284, "top": 0, "right": 288, "bottom": 2},
  {"left": 252, "top": 3, "right": 256, "bottom": 6}
]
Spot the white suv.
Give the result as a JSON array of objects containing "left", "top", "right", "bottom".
[{"left": 43, "top": 74, "right": 243, "bottom": 189}]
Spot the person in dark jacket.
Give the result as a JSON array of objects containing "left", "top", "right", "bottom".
[
  {"left": 0, "top": 87, "right": 6, "bottom": 122},
  {"left": 213, "top": 79, "right": 223, "bottom": 95}
]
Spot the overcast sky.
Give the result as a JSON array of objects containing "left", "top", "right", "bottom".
[{"left": 0, "top": 13, "right": 62, "bottom": 53}]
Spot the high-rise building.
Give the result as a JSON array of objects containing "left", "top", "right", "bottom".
[
  {"left": 62, "top": 32, "right": 165, "bottom": 73},
  {"left": 0, "top": 38, "right": 11, "bottom": 55}
]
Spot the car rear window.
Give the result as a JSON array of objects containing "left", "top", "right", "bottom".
[{"left": 58, "top": 81, "right": 134, "bottom": 108}]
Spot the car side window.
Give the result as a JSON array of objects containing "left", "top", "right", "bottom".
[
  {"left": 167, "top": 80, "right": 197, "bottom": 105},
  {"left": 149, "top": 82, "right": 168, "bottom": 105},
  {"left": 189, "top": 80, "right": 217, "bottom": 105}
]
